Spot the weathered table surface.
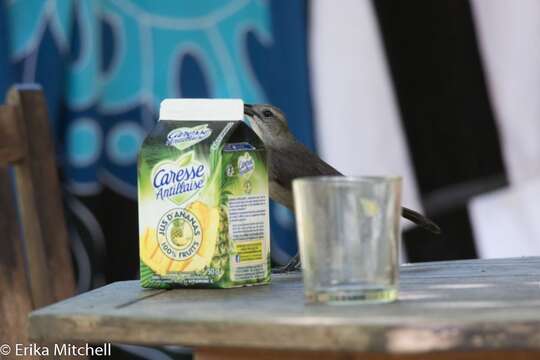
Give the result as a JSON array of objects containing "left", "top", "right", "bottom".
[{"left": 29, "top": 257, "right": 540, "bottom": 357}]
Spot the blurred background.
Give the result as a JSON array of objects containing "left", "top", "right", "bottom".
[{"left": 1, "top": 0, "right": 538, "bottom": 296}]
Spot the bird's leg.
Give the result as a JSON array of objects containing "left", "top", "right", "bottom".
[{"left": 272, "top": 253, "right": 301, "bottom": 273}]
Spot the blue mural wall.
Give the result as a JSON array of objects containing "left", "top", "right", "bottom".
[{"left": 0, "top": 0, "right": 315, "bottom": 275}]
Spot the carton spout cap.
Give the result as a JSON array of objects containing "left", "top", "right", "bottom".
[{"left": 159, "top": 99, "right": 244, "bottom": 121}]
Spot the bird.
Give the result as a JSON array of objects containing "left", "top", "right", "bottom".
[{"left": 244, "top": 103, "right": 441, "bottom": 272}]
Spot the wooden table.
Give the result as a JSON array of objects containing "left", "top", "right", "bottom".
[{"left": 29, "top": 257, "right": 540, "bottom": 359}]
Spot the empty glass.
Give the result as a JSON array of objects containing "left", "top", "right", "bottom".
[{"left": 293, "top": 176, "right": 401, "bottom": 304}]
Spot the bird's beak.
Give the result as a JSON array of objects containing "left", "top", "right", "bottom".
[{"left": 244, "top": 103, "right": 255, "bottom": 117}]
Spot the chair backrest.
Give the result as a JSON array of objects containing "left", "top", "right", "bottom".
[{"left": 0, "top": 84, "right": 75, "bottom": 345}]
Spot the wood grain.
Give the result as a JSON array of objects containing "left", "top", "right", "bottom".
[
  {"left": 0, "top": 165, "right": 34, "bottom": 347},
  {"left": 7, "top": 85, "right": 75, "bottom": 305},
  {"left": 0, "top": 105, "right": 24, "bottom": 164},
  {"left": 2, "top": 90, "right": 53, "bottom": 309},
  {"left": 29, "top": 257, "right": 540, "bottom": 356},
  {"left": 0, "top": 86, "right": 76, "bottom": 359},
  {"left": 195, "top": 348, "right": 539, "bottom": 360}
]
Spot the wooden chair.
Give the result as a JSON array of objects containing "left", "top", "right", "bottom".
[{"left": 0, "top": 84, "right": 75, "bottom": 346}]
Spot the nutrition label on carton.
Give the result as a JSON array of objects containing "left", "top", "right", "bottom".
[
  {"left": 228, "top": 195, "right": 268, "bottom": 280},
  {"left": 229, "top": 195, "right": 267, "bottom": 241}
]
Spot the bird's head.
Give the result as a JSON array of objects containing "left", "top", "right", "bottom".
[{"left": 244, "top": 103, "right": 290, "bottom": 145}]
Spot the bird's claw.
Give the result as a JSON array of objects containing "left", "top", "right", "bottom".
[{"left": 272, "top": 253, "right": 301, "bottom": 274}]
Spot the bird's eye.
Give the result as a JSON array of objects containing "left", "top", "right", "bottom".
[{"left": 262, "top": 110, "right": 273, "bottom": 117}]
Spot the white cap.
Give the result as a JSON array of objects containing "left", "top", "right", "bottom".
[{"left": 159, "top": 99, "right": 244, "bottom": 121}]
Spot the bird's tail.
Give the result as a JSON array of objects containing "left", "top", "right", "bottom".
[{"left": 402, "top": 207, "right": 441, "bottom": 234}]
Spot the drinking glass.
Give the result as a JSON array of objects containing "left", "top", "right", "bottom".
[{"left": 292, "top": 176, "right": 401, "bottom": 304}]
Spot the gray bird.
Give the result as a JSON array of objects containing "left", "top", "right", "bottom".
[{"left": 244, "top": 103, "right": 440, "bottom": 272}]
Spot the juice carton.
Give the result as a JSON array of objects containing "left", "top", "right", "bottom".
[{"left": 138, "top": 99, "right": 271, "bottom": 288}]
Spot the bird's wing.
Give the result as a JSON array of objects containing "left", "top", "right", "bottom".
[
  {"left": 267, "top": 138, "right": 441, "bottom": 234},
  {"left": 268, "top": 141, "right": 341, "bottom": 191}
]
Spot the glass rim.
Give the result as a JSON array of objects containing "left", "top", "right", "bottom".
[{"left": 292, "top": 175, "right": 402, "bottom": 186}]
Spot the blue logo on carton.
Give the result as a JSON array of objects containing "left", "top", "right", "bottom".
[
  {"left": 166, "top": 125, "right": 212, "bottom": 151},
  {"left": 151, "top": 152, "right": 207, "bottom": 205},
  {"left": 238, "top": 152, "right": 254, "bottom": 177}
]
